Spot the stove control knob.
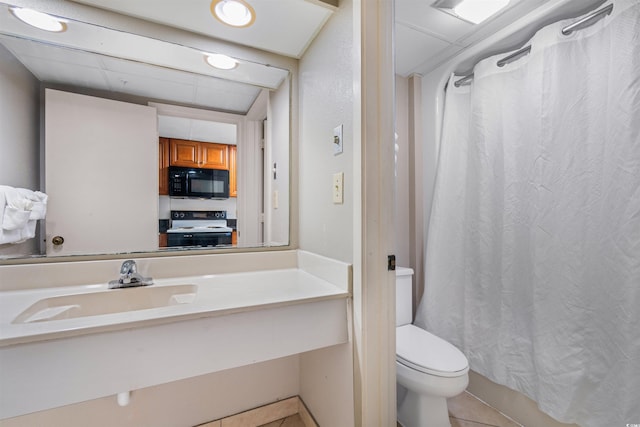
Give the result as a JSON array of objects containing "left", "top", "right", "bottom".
[{"left": 180, "top": 213, "right": 185, "bottom": 218}]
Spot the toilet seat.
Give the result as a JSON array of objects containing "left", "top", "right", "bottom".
[{"left": 396, "top": 324, "right": 468, "bottom": 378}]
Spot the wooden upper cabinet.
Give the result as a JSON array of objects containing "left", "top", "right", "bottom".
[
  {"left": 159, "top": 137, "right": 170, "bottom": 195},
  {"left": 170, "top": 139, "right": 200, "bottom": 168},
  {"left": 229, "top": 145, "right": 237, "bottom": 198},
  {"left": 169, "top": 139, "right": 228, "bottom": 170},
  {"left": 201, "top": 143, "right": 229, "bottom": 169}
]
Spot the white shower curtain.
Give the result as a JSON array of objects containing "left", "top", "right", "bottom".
[{"left": 415, "top": 1, "right": 640, "bottom": 426}]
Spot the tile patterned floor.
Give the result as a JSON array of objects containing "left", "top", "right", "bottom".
[
  {"left": 397, "top": 391, "right": 521, "bottom": 427},
  {"left": 448, "top": 391, "right": 521, "bottom": 427}
]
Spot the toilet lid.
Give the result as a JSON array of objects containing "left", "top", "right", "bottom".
[{"left": 396, "top": 324, "right": 469, "bottom": 378}]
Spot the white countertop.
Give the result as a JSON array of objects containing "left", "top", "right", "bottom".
[{"left": 0, "top": 268, "right": 349, "bottom": 347}]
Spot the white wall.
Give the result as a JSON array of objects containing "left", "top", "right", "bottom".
[
  {"left": 298, "top": 0, "right": 356, "bottom": 425},
  {"left": 0, "top": 44, "right": 40, "bottom": 258}
]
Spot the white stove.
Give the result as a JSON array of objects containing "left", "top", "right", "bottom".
[{"left": 165, "top": 211, "right": 233, "bottom": 247}]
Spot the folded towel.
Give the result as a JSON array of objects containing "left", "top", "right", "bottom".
[{"left": 0, "top": 185, "right": 48, "bottom": 245}]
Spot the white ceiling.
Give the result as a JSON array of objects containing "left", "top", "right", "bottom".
[
  {"left": 395, "top": 0, "right": 607, "bottom": 77},
  {"left": 0, "top": 0, "right": 610, "bottom": 115},
  {"left": 70, "top": 0, "right": 336, "bottom": 59},
  {"left": 66, "top": 0, "right": 609, "bottom": 78}
]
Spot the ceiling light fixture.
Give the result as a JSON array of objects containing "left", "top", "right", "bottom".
[
  {"left": 454, "top": 0, "right": 510, "bottom": 24},
  {"left": 211, "top": 0, "right": 256, "bottom": 28},
  {"left": 205, "top": 53, "right": 238, "bottom": 70},
  {"left": 10, "top": 7, "right": 67, "bottom": 32},
  {"left": 432, "top": 0, "right": 511, "bottom": 25}
]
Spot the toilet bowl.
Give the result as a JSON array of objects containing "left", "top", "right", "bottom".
[{"left": 396, "top": 267, "right": 469, "bottom": 427}]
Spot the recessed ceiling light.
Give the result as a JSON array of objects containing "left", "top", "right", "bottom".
[
  {"left": 10, "top": 7, "right": 67, "bottom": 32},
  {"left": 211, "top": 0, "right": 256, "bottom": 28},
  {"left": 453, "top": 0, "right": 511, "bottom": 24},
  {"left": 432, "top": 0, "right": 511, "bottom": 25},
  {"left": 205, "top": 53, "right": 238, "bottom": 70}
]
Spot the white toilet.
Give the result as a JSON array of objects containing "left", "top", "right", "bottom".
[{"left": 396, "top": 267, "right": 469, "bottom": 427}]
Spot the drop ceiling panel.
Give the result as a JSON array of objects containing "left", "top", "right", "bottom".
[
  {"left": 99, "top": 56, "right": 199, "bottom": 86},
  {"left": 395, "top": 23, "right": 450, "bottom": 77},
  {"left": 0, "top": 35, "right": 100, "bottom": 68},
  {"left": 103, "top": 70, "right": 198, "bottom": 104},
  {"left": 20, "top": 57, "right": 110, "bottom": 90},
  {"left": 194, "top": 85, "right": 258, "bottom": 113},
  {"left": 70, "top": 0, "right": 334, "bottom": 58},
  {"left": 395, "top": 0, "right": 473, "bottom": 43}
]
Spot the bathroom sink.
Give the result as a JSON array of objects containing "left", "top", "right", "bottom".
[{"left": 12, "top": 284, "right": 198, "bottom": 323}]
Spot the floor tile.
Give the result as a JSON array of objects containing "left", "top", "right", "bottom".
[
  {"left": 450, "top": 417, "right": 496, "bottom": 427},
  {"left": 448, "top": 391, "right": 520, "bottom": 427},
  {"left": 258, "top": 414, "right": 306, "bottom": 427}
]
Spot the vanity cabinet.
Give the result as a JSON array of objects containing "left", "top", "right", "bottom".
[
  {"left": 229, "top": 145, "right": 237, "bottom": 197},
  {"left": 169, "top": 139, "right": 228, "bottom": 169},
  {"left": 159, "top": 137, "right": 170, "bottom": 195}
]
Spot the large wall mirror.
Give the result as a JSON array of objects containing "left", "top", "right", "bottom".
[{"left": 0, "top": 1, "right": 292, "bottom": 262}]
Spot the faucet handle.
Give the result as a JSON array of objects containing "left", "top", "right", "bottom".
[{"left": 120, "top": 260, "right": 137, "bottom": 275}]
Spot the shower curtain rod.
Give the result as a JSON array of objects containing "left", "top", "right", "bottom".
[{"left": 453, "top": 3, "right": 614, "bottom": 88}]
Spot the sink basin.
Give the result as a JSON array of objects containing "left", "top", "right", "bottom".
[{"left": 12, "top": 284, "right": 198, "bottom": 324}]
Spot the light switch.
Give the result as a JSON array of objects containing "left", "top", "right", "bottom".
[
  {"left": 333, "top": 172, "right": 344, "bottom": 204},
  {"left": 333, "top": 125, "right": 343, "bottom": 155}
]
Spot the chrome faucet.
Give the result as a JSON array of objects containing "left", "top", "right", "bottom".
[{"left": 108, "top": 260, "right": 153, "bottom": 289}]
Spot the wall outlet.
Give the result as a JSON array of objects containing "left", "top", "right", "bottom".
[
  {"left": 333, "top": 125, "right": 343, "bottom": 155},
  {"left": 333, "top": 172, "right": 344, "bottom": 204}
]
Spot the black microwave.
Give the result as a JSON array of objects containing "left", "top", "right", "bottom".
[{"left": 169, "top": 166, "right": 229, "bottom": 199}]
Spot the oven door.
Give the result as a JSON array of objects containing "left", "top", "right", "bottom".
[{"left": 167, "top": 232, "right": 232, "bottom": 247}]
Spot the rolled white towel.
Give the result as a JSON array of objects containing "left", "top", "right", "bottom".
[{"left": 30, "top": 192, "right": 47, "bottom": 220}]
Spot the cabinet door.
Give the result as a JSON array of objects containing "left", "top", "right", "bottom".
[
  {"left": 170, "top": 139, "right": 200, "bottom": 167},
  {"left": 229, "top": 145, "right": 237, "bottom": 197},
  {"left": 201, "top": 143, "right": 229, "bottom": 169},
  {"left": 159, "top": 137, "right": 170, "bottom": 195}
]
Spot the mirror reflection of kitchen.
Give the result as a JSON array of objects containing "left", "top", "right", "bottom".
[{"left": 0, "top": 0, "right": 293, "bottom": 259}]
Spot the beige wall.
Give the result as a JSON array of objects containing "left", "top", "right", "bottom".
[
  {"left": 1, "top": 355, "right": 300, "bottom": 427},
  {"left": 0, "top": 44, "right": 40, "bottom": 258},
  {"left": 267, "top": 77, "right": 290, "bottom": 245},
  {"left": 298, "top": 0, "right": 355, "bottom": 264},
  {"left": 395, "top": 76, "right": 411, "bottom": 268},
  {"left": 297, "top": 0, "right": 356, "bottom": 425}
]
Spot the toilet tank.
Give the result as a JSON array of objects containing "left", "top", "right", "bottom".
[{"left": 396, "top": 267, "right": 414, "bottom": 326}]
